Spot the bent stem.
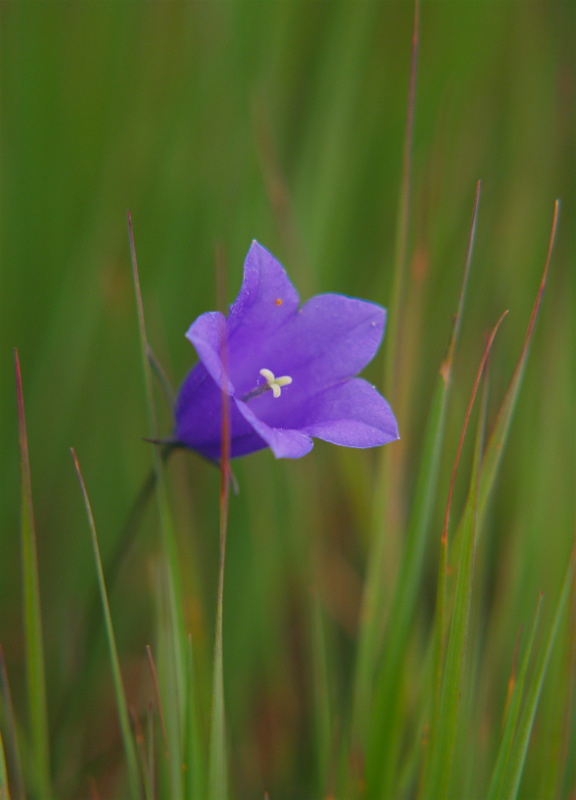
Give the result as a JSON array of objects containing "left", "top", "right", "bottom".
[
  {"left": 71, "top": 448, "right": 141, "bottom": 799},
  {"left": 209, "top": 289, "right": 231, "bottom": 800}
]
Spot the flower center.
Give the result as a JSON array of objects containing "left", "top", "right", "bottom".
[{"left": 241, "top": 368, "right": 293, "bottom": 402}]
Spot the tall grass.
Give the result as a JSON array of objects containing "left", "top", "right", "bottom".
[{"left": 1, "top": 2, "right": 574, "bottom": 798}]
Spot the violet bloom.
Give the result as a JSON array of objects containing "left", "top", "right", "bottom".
[{"left": 174, "top": 241, "right": 399, "bottom": 460}]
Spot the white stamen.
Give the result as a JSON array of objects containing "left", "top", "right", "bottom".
[{"left": 260, "top": 368, "right": 292, "bottom": 399}]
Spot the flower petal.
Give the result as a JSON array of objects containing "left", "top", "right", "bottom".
[
  {"left": 227, "top": 241, "right": 300, "bottom": 336},
  {"left": 185, "top": 311, "right": 234, "bottom": 394},
  {"left": 174, "top": 365, "right": 267, "bottom": 459},
  {"left": 235, "top": 399, "right": 314, "bottom": 459},
  {"left": 231, "top": 294, "right": 386, "bottom": 424},
  {"left": 299, "top": 378, "right": 399, "bottom": 447}
]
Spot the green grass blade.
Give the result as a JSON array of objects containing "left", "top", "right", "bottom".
[
  {"left": 0, "top": 646, "right": 25, "bottom": 800},
  {"left": 487, "top": 595, "right": 544, "bottom": 800},
  {"left": 128, "top": 212, "right": 188, "bottom": 794},
  {"left": 426, "top": 389, "right": 485, "bottom": 799},
  {"left": 496, "top": 559, "right": 572, "bottom": 800},
  {"left": 209, "top": 568, "right": 228, "bottom": 800},
  {"left": 366, "top": 181, "right": 481, "bottom": 796},
  {"left": 208, "top": 626, "right": 227, "bottom": 800},
  {"left": 476, "top": 201, "right": 560, "bottom": 523},
  {"left": 14, "top": 350, "right": 51, "bottom": 800},
  {"left": 209, "top": 309, "right": 231, "bottom": 800},
  {"left": 70, "top": 448, "right": 142, "bottom": 800},
  {"left": 423, "top": 312, "right": 507, "bottom": 799},
  {"left": 0, "top": 730, "right": 11, "bottom": 800},
  {"left": 183, "top": 635, "right": 206, "bottom": 800},
  {"left": 351, "top": 0, "right": 421, "bottom": 763}
]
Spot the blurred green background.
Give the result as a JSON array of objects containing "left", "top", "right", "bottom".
[{"left": 1, "top": 2, "right": 574, "bottom": 797}]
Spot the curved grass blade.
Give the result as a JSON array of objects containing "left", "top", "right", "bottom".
[
  {"left": 476, "top": 200, "right": 560, "bottom": 524},
  {"left": 14, "top": 349, "right": 51, "bottom": 800},
  {"left": 0, "top": 646, "right": 25, "bottom": 800},
  {"left": 70, "top": 448, "right": 142, "bottom": 800},
  {"left": 487, "top": 595, "right": 544, "bottom": 800},
  {"left": 128, "top": 212, "right": 187, "bottom": 795},
  {"left": 366, "top": 181, "right": 482, "bottom": 797},
  {"left": 421, "top": 200, "right": 560, "bottom": 799},
  {"left": 423, "top": 311, "right": 508, "bottom": 799},
  {"left": 496, "top": 558, "right": 573, "bottom": 800}
]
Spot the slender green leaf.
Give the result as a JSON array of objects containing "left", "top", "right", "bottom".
[
  {"left": 0, "top": 646, "right": 25, "bottom": 800},
  {"left": 71, "top": 449, "right": 142, "bottom": 800},
  {"left": 14, "top": 350, "right": 51, "bottom": 800},
  {"left": 473, "top": 201, "right": 559, "bottom": 528},
  {"left": 497, "top": 559, "right": 572, "bottom": 800},
  {"left": 183, "top": 635, "right": 207, "bottom": 800},
  {"left": 209, "top": 285, "right": 231, "bottom": 800},
  {"left": 352, "top": 0, "right": 421, "bottom": 765},
  {"left": 423, "top": 312, "right": 507, "bottom": 798},
  {"left": 128, "top": 213, "right": 188, "bottom": 795},
  {"left": 426, "top": 386, "right": 485, "bottom": 798},
  {"left": 367, "top": 181, "right": 482, "bottom": 797},
  {"left": 487, "top": 595, "right": 544, "bottom": 800}
]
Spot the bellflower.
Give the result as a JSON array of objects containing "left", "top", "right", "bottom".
[{"left": 174, "top": 241, "right": 399, "bottom": 460}]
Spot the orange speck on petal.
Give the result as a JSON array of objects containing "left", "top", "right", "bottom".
[{"left": 275, "top": 297, "right": 283, "bottom": 306}]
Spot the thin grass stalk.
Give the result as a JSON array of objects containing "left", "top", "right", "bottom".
[
  {"left": 209, "top": 511, "right": 229, "bottom": 800},
  {"left": 351, "top": 0, "right": 421, "bottom": 766},
  {"left": 183, "top": 634, "right": 206, "bottom": 800},
  {"left": 367, "top": 181, "right": 481, "bottom": 797},
  {"left": 496, "top": 554, "right": 573, "bottom": 800},
  {"left": 428, "top": 365, "right": 487, "bottom": 800},
  {"left": 70, "top": 448, "right": 142, "bottom": 799},
  {"left": 54, "top": 447, "right": 174, "bottom": 742},
  {"left": 487, "top": 595, "right": 544, "bottom": 800},
  {"left": 423, "top": 311, "right": 508, "bottom": 798},
  {"left": 422, "top": 199, "right": 559, "bottom": 798},
  {"left": 209, "top": 244, "right": 231, "bottom": 800},
  {"left": 128, "top": 213, "right": 187, "bottom": 793},
  {"left": 0, "top": 647, "right": 25, "bottom": 800},
  {"left": 14, "top": 350, "right": 51, "bottom": 800},
  {"left": 475, "top": 201, "right": 559, "bottom": 523}
]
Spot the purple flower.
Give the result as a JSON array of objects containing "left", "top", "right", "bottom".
[{"left": 174, "top": 241, "right": 399, "bottom": 460}]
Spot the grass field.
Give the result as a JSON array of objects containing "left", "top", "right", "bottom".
[{"left": 1, "top": 2, "right": 575, "bottom": 798}]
